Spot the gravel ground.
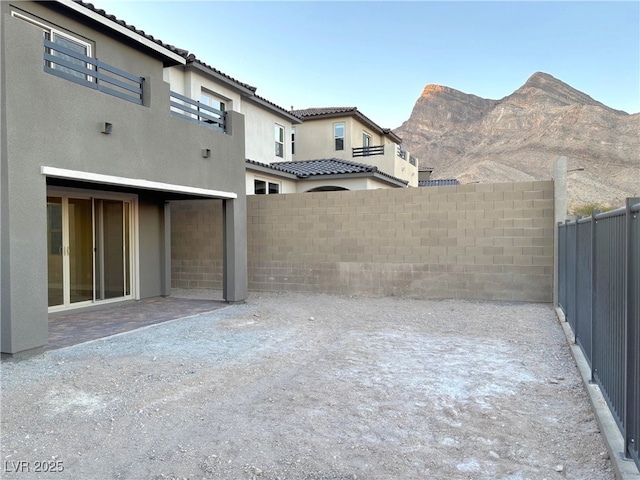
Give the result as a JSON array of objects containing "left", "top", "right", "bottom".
[{"left": 1, "top": 292, "right": 613, "bottom": 479}]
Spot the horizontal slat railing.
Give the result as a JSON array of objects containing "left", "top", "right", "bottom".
[
  {"left": 352, "top": 145, "right": 384, "bottom": 157},
  {"left": 169, "top": 91, "right": 226, "bottom": 133},
  {"left": 557, "top": 198, "right": 640, "bottom": 470},
  {"left": 43, "top": 39, "right": 143, "bottom": 105}
]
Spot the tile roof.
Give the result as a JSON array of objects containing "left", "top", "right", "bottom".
[
  {"left": 71, "top": 1, "right": 188, "bottom": 59},
  {"left": 186, "top": 55, "right": 257, "bottom": 93},
  {"left": 246, "top": 158, "right": 408, "bottom": 186},
  {"left": 71, "top": 1, "right": 301, "bottom": 120},
  {"left": 273, "top": 158, "right": 378, "bottom": 177},
  {"left": 293, "top": 107, "right": 359, "bottom": 117},
  {"left": 418, "top": 179, "right": 460, "bottom": 187},
  {"left": 291, "top": 107, "right": 402, "bottom": 144}
]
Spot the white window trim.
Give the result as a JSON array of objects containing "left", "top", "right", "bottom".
[
  {"left": 11, "top": 11, "right": 93, "bottom": 56},
  {"left": 275, "top": 124, "right": 285, "bottom": 158},
  {"left": 254, "top": 177, "right": 281, "bottom": 195},
  {"left": 334, "top": 122, "right": 345, "bottom": 151},
  {"left": 200, "top": 88, "right": 228, "bottom": 111}
]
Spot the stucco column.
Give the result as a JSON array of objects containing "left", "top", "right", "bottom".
[
  {"left": 553, "top": 156, "right": 568, "bottom": 307},
  {"left": 222, "top": 198, "right": 248, "bottom": 303},
  {"left": 161, "top": 201, "right": 171, "bottom": 297}
]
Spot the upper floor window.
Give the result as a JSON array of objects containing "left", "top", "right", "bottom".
[
  {"left": 363, "top": 132, "right": 372, "bottom": 147},
  {"left": 12, "top": 11, "right": 92, "bottom": 80},
  {"left": 334, "top": 123, "right": 345, "bottom": 151},
  {"left": 291, "top": 127, "right": 296, "bottom": 155},
  {"left": 275, "top": 124, "right": 285, "bottom": 158},
  {"left": 201, "top": 90, "right": 226, "bottom": 113}
]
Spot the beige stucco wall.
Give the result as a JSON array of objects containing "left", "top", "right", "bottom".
[
  {"left": 245, "top": 170, "right": 297, "bottom": 195},
  {"left": 164, "top": 67, "right": 243, "bottom": 113},
  {"left": 242, "top": 101, "right": 295, "bottom": 164},
  {"left": 294, "top": 116, "right": 418, "bottom": 186},
  {"left": 295, "top": 176, "right": 396, "bottom": 192},
  {"left": 294, "top": 116, "right": 367, "bottom": 162},
  {"left": 172, "top": 181, "right": 555, "bottom": 302}
]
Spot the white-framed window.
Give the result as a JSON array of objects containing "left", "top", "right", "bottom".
[
  {"left": 363, "top": 132, "right": 372, "bottom": 147},
  {"left": 12, "top": 11, "right": 92, "bottom": 80},
  {"left": 334, "top": 123, "right": 345, "bottom": 151},
  {"left": 291, "top": 127, "right": 296, "bottom": 155},
  {"left": 200, "top": 89, "right": 226, "bottom": 113},
  {"left": 275, "top": 124, "right": 285, "bottom": 158},
  {"left": 254, "top": 178, "right": 280, "bottom": 195}
]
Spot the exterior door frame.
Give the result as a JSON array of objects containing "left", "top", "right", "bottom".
[{"left": 47, "top": 186, "right": 139, "bottom": 313}]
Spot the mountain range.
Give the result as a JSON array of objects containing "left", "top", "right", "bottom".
[{"left": 394, "top": 72, "right": 639, "bottom": 210}]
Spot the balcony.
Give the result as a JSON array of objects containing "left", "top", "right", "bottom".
[
  {"left": 170, "top": 92, "right": 226, "bottom": 133},
  {"left": 352, "top": 145, "right": 384, "bottom": 157},
  {"left": 397, "top": 145, "right": 417, "bottom": 166},
  {"left": 43, "top": 39, "right": 143, "bottom": 105}
]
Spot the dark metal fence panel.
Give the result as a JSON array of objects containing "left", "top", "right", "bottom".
[
  {"left": 558, "top": 222, "right": 567, "bottom": 311},
  {"left": 557, "top": 199, "right": 640, "bottom": 471},
  {"left": 593, "top": 211, "right": 627, "bottom": 430},
  {"left": 626, "top": 202, "right": 640, "bottom": 464},
  {"left": 566, "top": 221, "right": 577, "bottom": 332},
  {"left": 575, "top": 218, "right": 593, "bottom": 364}
]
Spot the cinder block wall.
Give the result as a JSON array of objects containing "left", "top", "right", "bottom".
[
  {"left": 172, "top": 181, "right": 555, "bottom": 302},
  {"left": 171, "top": 200, "right": 224, "bottom": 289}
]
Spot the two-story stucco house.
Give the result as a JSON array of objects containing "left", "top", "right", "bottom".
[
  {"left": 161, "top": 55, "right": 303, "bottom": 196},
  {"left": 1, "top": 0, "right": 248, "bottom": 354},
  {"left": 290, "top": 107, "right": 419, "bottom": 188},
  {"left": 243, "top": 106, "right": 417, "bottom": 193}
]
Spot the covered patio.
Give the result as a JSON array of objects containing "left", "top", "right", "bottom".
[{"left": 47, "top": 293, "right": 226, "bottom": 350}]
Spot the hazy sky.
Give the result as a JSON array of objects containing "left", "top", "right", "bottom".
[{"left": 94, "top": 1, "right": 639, "bottom": 128}]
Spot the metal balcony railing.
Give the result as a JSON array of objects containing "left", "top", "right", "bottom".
[
  {"left": 44, "top": 39, "right": 143, "bottom": 105},
  {"left": 352, "top": 145, "right": 384, "bottom": 157},
  {"left": 169, "top": 91, "right": 226, "bottom": 133}
]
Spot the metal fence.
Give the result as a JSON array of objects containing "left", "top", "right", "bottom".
[{"left": 558, "top": 197, "right": 640, "bottom": 470}]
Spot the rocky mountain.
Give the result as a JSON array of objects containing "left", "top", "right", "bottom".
[{"left": 395, "top": 72, "right": 639, "bottom": 210}]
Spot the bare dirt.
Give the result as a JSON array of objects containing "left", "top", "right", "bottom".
[{"left": 1, "top": 292, "right": 613, "bottom": 479}]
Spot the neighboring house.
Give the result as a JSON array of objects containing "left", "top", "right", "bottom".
[
  {"left": 419, "top": 179, "right": 460, "bottom": 187},
  {"left": 163, "top": 55, "right": 302, "bottom": 196},
  {"left": 290, "top": 107, "right": 419, "bottom": 188},
  {"left": 246, "top": 158, "right": 408, "bottom": 193},
  {"left": 417, "top": 168, "right": 459, "bottom": 187},
  {"left": 1, "top": 0, "right": 248, "bottom": 354}
]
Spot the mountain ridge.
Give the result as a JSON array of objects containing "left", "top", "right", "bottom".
[{"left": 395, "top": 72, "right": 639, "bottom": 209}]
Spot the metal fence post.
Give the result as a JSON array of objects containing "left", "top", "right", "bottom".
[
  {"left": 625, "top": 198, "right": 639, "bottom": 460},
  {"left": 573, "top": 216, "right": 581, "bottom": 343},
  {"left": 590, "top": 209, "right": 599, "bottom": 383}
]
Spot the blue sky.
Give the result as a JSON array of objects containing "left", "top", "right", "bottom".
[{"left": 95, "top": 1, "right": 639, "bottom": 128}]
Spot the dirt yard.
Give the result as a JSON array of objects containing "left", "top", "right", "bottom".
[{"left": 1, "top": 292, "right": 613, "bottom": 479}]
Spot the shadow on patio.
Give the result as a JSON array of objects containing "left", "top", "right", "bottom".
[{"left": 47, "top": 295, "right": 227, "bottom": 350}]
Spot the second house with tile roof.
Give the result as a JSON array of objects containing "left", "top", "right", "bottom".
[{"left": 245, "top": 106, "right": 419, "bottom": 193}]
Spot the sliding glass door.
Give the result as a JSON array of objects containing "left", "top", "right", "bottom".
[{"left": 47, "top": 190, "right": 135, "bottom": 311}]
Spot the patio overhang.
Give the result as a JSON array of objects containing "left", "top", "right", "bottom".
[{"left": 41, "top": 166, "right": 237, "bottom": 199}]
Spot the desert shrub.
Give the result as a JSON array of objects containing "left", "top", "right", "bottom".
[{"left": 570, "top": 202, "right": 614, "bottom": 217}]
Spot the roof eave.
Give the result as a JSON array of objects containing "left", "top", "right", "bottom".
[
  {"left": 245, "top": 161, "right": 299, "bottom": 179},
  {"left": 56, "top": 0, "right": 186, "bottom": 65},
  {"left": 247, "top": 96, "right": 303, "bottom": 124},
  {"left": 186, "top": 62, "right": 256, "bottom": 96},
  {"left": 298, "top": 171, "right": 408, "bottom": 187},
  {"left": 300, "top": 110, "right": 402, "bottom": 143}
]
